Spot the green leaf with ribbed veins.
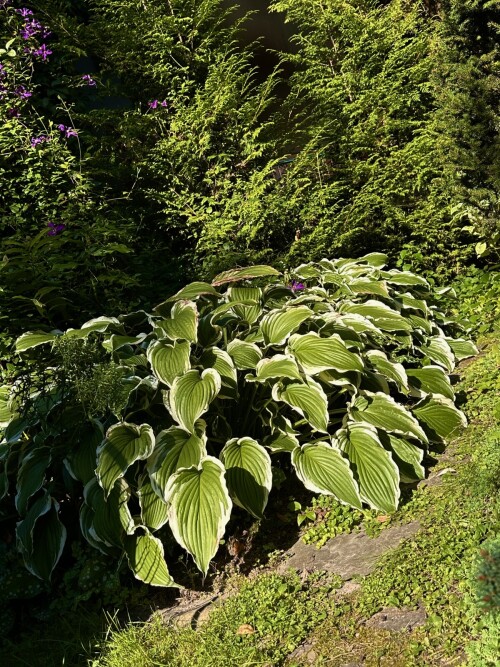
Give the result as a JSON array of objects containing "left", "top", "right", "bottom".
[
  {"left": 80, "top": 503, "right": 112, "bottom": 554},
  {"left": 164, "top": 281, "right": 219, "bottom": 302},
  {"left": 165, "top": 456, "right": 232, "bottom": 574},
  {"left": 292, "top": 443, "right": 362, "bottom": 508},
  {"left": 264, "top": 431, "right": 299, "bottom": 453},
  {"left": 17, "top": 492, "right": 66, "bottom": 581},
  {"left": 200, "top": 348, "right": 237, "bottom": 397},
  {"left": 147, "top": 339, "right": 190, "bottom": 387},
  {"left": 65, "top": 317, "right": 122, "bottom": 340},
  {"left": 348, "top": 278, "right": 389, "bottom": 298},
  {"left": 382, "top": 271, "right": 429, "bottom": 287},
  {"left": 138, "top": 477, "right": 169, "bottom": 530},
  {"left": 158, "top": 300, "right": 198, "bottom": 343},
  {"left": 380, "top": 432, "right": 425, "bottom": 483},
  {"left": 288, "top": 332, "right": 364, "bottom": 375},
  {"left": 147, "top": 424, "right": 206, "bottom": 501},
  {"left": 124, "top": 532, "right": 178, "bottom": 587},
  {"left": 407, "top": 366, "right": 454, "bottom": 400},
  {"left": 84, "top": 478, "right": 135, "bottom": 547},
  {"left": 397, "top": 293, "right": 429, "bottom": 314},
  {"left": 412, "top": 396, "right": 466, "bottom": 442},
  {"left": 446, "top": 338, "right": 478, "bottom": 361},
  {"left": 356, "top": 252, "right": 388, "bottom": 268},
  {"left": 211, "top": 265, "right": 280, "bottom": 286},
  {"left": 421, "top": 337, "right": 455, "bottom": 373},
  {"left": 167, "top": 369, "right": 221, "bottom": 433},
  {"left": 16, "top": 332, "right": 57, "bottom": 353},
  {"left": 350, "top": 392, "right": 428, "bottom": 443},
  {"left": 294, "top": 263, "right": 322, "bottom": 278},
  {"left": 65, "top": 421, "right": 103, "bottom": 486},
  {"left": 260, "top": 306, "right": 313, "bottom": 345},
  {"left": 253, "top": 355, "right": 302, "bottom": 382},
  {"left": 273, "top": 378, "right": 329, "bottom": 432},
  {"left": 408, "top": 314, "right": 432, "bottom": 334},
  {"left": 227, "top": 339, "right": 262, "bottom": 370},
  {"left": 365, "top": 350, "right": 408, "bottom": 390},
  {"left": 221, "top": 437, "right": 272, "bottom": 518},
  {"left": 337, "top": 423, "right": 400, "bottom": 513},
  {"left": 341, "top": 300, "right": 412, "bottom": 332},
  {"left": 338, "top": 313, "right": 383, "bottom": 335},
  {"left": 0, "top": 386, "right": 17, "bottom": 426},
  {"left": 96, "top": 423, "right": 154, "bottom": 497},
  {"left": 227, "top": 286, "right": 263, "bottom": 324},
  {"left": 102, "top": 334, "right": 146, "bottom": 353},
  {"left": 16, "top": 447, "right": 51, "bottom": 516}
]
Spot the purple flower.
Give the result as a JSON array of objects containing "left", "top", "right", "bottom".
[
  {"left": 31, "top": 135, "right": 50, "bottom": 147},
  {"left": 16, "top": 8, "right": 33, "bottom": 17},
  {"left": 33, "top": 44, "right": 52, "bottom": 61},
  {"left": 47, "top": 222, "right": 65, "bottom": 236},
  {"left": 148, "top": 99, "right": 167, "bottom": 109},
  {"left": 14, "top": 85, "right": 31, "bottom": 99},
  {"left": 81, "top": 74, "right": 96, "bottom": 87},
  {"left": 7, "top": 107, "right": 20, "bottom": 118},
  {"left": 290, "top": 280, "right": 305, "bottom": 292},
  {"left": 57, "top": 124, "right": 78, "bottom": 138},
  {"left": 20, "top": 19, "right": 43, "bottom": 40}
]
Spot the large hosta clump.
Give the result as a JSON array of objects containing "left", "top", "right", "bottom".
[{"left": 0, "top": 254, "right": 476, "bottom": 586}]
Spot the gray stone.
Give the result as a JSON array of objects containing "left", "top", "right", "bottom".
[
  {"left": 365, "top": 606, "right": 427, "bottom": 632},
  {"left": 277, "top": 521, "right": 420, "bottom": 580},
  {"left": 155, "top": 595, "right": 218, "bottom": 628},
  {"left": 287, "top": 640, "right": 318, "bottom": 665}
]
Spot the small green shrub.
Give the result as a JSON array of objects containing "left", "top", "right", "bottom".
[
  {"left": 466, "top": 613, "right": 500, "bottom": 667},
  {"left": 0, "top": 256, "right": 475, "bottom": 587},
  {"left": 473, "top": 536, "right": 500, "bottom": 615}
]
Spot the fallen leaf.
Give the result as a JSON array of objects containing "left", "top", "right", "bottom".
[{"left": 236, "top": 624, "right": 255, "bottom": 635}]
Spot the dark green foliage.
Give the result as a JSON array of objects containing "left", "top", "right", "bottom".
[{"left": 473, "top": 536, "right": 500, "bottom": 614}]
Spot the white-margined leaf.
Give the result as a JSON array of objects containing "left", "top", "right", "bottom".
[
  {"left": 288, "top": 332, "right": 364, "bottom": 375},
  {"left": 124, "top": 531, "right": 178, "bottom": 587},
  {"left": 138, "top": 476, "right": 169, "bottom": 531},
  {"left": 382, "top": 270, "right": 429, "bottom": 287},
  {"left": 227, "top": 339, "right": 263, "bottom": 370},
  {"left": 15, "top": 447, "right": 51, "bottom": 516},
  {"left": 420, "top": 336, "right": 455, "bottom": 372},
  {"left": 146, "top": 340, "right": 191, "bottom": 387},
  {"left": 406, "top": 366, "right": 454, "bottom": 400},
  {"left": 16, "top": 492, "right": 66, "bottom": 581},
  {"left": 221, "top": 437, "right": 272, "bottom": 519},
  {"left": 64, "top": 420, "right": 103, "bottom": 486},
  {"left": 167, "top": 369, "right": 221, "bottom": 433},
  {"left": 163, "top": 281, "right": 219, "bottom": 302},
  {"left": 348, "top": 278, "right": 389, "bottom": 298},
  {"left": 260, "top": 306, "right": 313, "bottom": 346},
  {"left": 15, "top": 332, "right": 57, "bottom": 353},
  {"left": 0, "top": 386, "right": 17, "bottom": 427},
  {"left": 64, "top": 316, "right": 122, "bottom": 340},
  {"left": 228, "top": 286, "right": 263, "bottom": 324},
  {"left": 446, "top": 338, "right": 478, "bottom": 361},
  {"left": 211, "top": 265, "right": 280, "bottom": 286},
  {"left": 349, "top": 392, "right": 428, "bottom": 443},
  {"left": 272, "top": 378, "right": 329, "bottom": 432},
  {"left": 96, "top": 423, "right": 154, "bottom": 497},
  {"left": 412, "top": 396, "right": 467, "bottom": 442},
  {"left": 379, "top": 432, "right": 425, "bottom": 483},
  {"left": 157, "top": 300, "right": 198, "bottom": 343},
  {"left": 365, "top": 350, "right": 408, "bottom": 391},
  {"left": 147, "top": 423, "right": 206, "bottom": 501},
  {"left": 200, "top": 348, "right": 238, "bottom": 398},
  {"left": 102, "top": 334, "right": 147, "bottom": 353},
  {"left": 337, "top": 423, "right": 400, "bottom": 513},
  {"left": 292, "top": 442, "right": 362, "bottom": 508},
  {"left": 264, "top": 431, "right": 299, "bottom": 453},
  {"left": 79, "top": 503, "right": 113, "bottom": 554},
  {"left": 165, "top": 456, "right": 232, "bottom": 574},
  {"left": 340, "top": 300, "right": 412, "bottom": 332},
  {"left": 253, "top": 354, "right": 302, "bottom": 382},
  {"left": 294, "top": 262, "right": 322, "bottom": 279},
  {"left": 84, "top": 478, "right": 135, "bottom": 548}
]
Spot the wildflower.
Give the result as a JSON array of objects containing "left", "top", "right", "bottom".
[
  {"left": 20, "top": 19, "right": 43, "bottom": 40},
  {"left": 81, "top": 74, "right": 96, "bottom": 87},
  {"left": 31, "top": 135, "right": 50, "bottom": 147},
  {"left": 16, "top": 8, "right": 33, "bottom": 17},
  {"left": 290, "top": 280, "right": 305, "bottom": 292},
  {"left": 57, "top": 124, "right": 78, "bottom": 138},
  {"left": 148, "top": 99, "right": 167, "bottom": 109},
  {"left": 33, "top": 44, "right": 52, "bottom": 61},
  {"left": 14, "top": 85, "right": 31, "bottom": 99},
  {"left": 47, "top": 222, "right": 65, "bottom": 236},
  {"left": 7, "top": 107, "right": 20, "bottom": 118}
]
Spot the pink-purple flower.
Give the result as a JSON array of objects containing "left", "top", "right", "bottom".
[
  {"left": 57, "top": 124, "right": 78, "bottom": 138},
  {"left": 16, "top": 8, "right": 33, "bottom": 17},
  {"left": 148, "top": 99, "right": 167, "bottom": 109},
  {"left": 290, "top": 280, "right": 305, "bottom": 292},
  {"left": 81, "top": 74, "right": 96, "bottom": 87},
  {"left": 47, "top": 222, "right": 65, "bottom": 236},
  {"left": 33, "top": 44, "right": 52, "bottom": 61},
  {"left": 14, "top": 85, "right": 31, "bottom": 99},
  {"left": 31, "top": 135, "right": 50, "bottom": 147}
]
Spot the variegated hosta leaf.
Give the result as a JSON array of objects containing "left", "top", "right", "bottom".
[
  {"left": 347, "top": 277, "right": 389, "bottom": 298},
  {"left": 0, "top": 385, "right": 18, "bottom": 427},
  {"left": 200, "top": 348, "right": 238, "bottom": 398},
  {"left": 260, "top": 305, "right": 313, "bottom": 346},
  {"left": 15, "top": 447, "right": 51, "bottom": 516},
  {"left": 84, "top": 478, "right": 135, "bottom": 548},
  {"left": 228, "top": 286, "right": 263, "bottom": 324},
  {"left": 253, "top": 354, "right": 302, "bottom": 382},
  {"left": 365, "top": 350, "right": 408, "bottom": 391},
  {"left": 147, "top": 423, "right": 206, "bottom": 501},
  {"left": 287, "top": 332, "right": 364, "bottom": 375},
  {"left": 272, "top": 378, "right": 329, "bottom": 433},
  {"left": 147, "top": 339, "right": 191, "bottom": 387},
  {"left": 355, "top": 252, "right": 388, "bottom": 269},
  {"left": 337, "top": 423, "right": 401, "bottom": 513},
  {"left": 340, "top": 300, "right": 412, "bottom": 332},
  {"left": 138, "top": 476, "right": 169, "bottom": 531},
  {"left": 407, "top": 366, "right": 454, "bottom": 400},
  {"left": 165, "top": 457, "right": 232, "bottom": 574},
  {"left": 163, "top": 281, "right": 219, "bottom": 303},
  {"left": 157, "top": 300, "right": 198, "bottom": 343},
  {"left": 211, "top": 264, "right": 280, "bottom": 286},
  {"left": 96, "top": 423, "right": 155, "bottom": 497},
  {"left": 264, "top": 431, "right": 299, "bottom": 453},
  {"left": 227, "top": 339, "right": 263, "bottom": 370},
  {"left": 420, "top": 336, "right": 455, "bottom": 373},
  {"left": 64, "top": 421, "right": 104, "bottom": 485},
  {"left": 349, "top": 392, "right": 428, "bottom": 444},
  {"left": 412, "top": 396, "right": 467, "bottom": 442},
  {"left": 292, "top": 442, "right": 363, "bottom": 509},
  {"left": 102, "top": 333, "right": 147, "bottom": 353},
  {"left": 80, "top": 503, "right": 113, "bottom": 554},
  {"left": 15, "top": 331, "right": 57, "bottom": 353},
  {"left": 294, "top": 262, "right": 323, "bottom": 279},
  {"left": 446, "top": 338, "right": 478, "bottom": 361},
  {"left": 382, "top": 270, "right": 429, "bottom": 288},
  {"left": 16, "top": 492, "right": 66, "bottom": 581},
  {"left": 124, "top": 531, "right": 179, "bottom": 587},
  {"left": 167, "top": 369, "right": 221, "bottom": 433},
  {"left": 221, "top": 437, "right": 272, "bottom": 519},
  {"left": 397, "top": 293, "right": 429, "bottom": 314},
  {"left": 64, "top": 316, "right": 122, "bottom": 340},
  {"left": 379, "top": 432, "right": 425, "bottom": 483}
]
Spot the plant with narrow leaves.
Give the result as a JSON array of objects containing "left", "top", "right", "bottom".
[{"left": 0, "top": 255, "right": 476, "bottom": 586}]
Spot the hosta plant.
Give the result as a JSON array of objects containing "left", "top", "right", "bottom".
[{"left": 0, "top": 255, "right": 476, "bottom": 586}]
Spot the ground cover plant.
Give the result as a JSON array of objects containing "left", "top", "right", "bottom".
[{"left": 0, "top": 255, "right": 476, "bottom": 590}]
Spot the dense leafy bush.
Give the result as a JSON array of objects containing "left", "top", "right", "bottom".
[{"left": 0, "top": 256, "right": 475, "bottom": 586}]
